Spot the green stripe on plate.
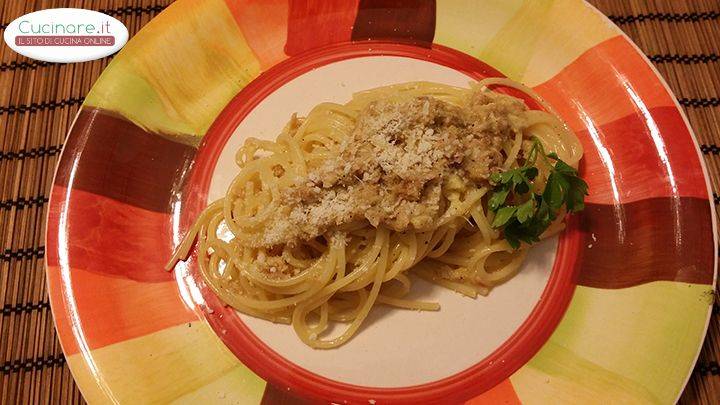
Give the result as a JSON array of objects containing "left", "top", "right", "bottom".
[{"left": 511, "top": 281, "right": 713, "bottom": 404}]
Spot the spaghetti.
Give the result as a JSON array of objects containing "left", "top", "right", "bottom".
[{"left": 167, "top": 80, "right": 583, "bottom": 349}]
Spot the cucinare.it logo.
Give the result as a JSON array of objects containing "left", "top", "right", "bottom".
[{"left": 3, "top": 8, "right": 128, "bottom": 63}]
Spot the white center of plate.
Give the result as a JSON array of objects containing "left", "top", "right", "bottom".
[{"left": 207, "top": 56, "right": 557, "bottom": 388}]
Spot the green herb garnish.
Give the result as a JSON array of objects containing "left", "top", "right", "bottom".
[{"left": 488, "top": 138, "right": 588, "bottom": 249}]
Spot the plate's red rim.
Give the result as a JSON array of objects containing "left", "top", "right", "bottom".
[{"left": 178, "top": 41, "right": 582, "bottom": 404}]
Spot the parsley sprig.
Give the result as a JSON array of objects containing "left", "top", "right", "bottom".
[{"left": 488, "top": 138, "right": 588, "bottom": 249}]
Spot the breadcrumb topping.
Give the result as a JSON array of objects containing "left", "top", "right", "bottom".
[{"left": 255, "top": 89, "right": 527, "bottom": 247}]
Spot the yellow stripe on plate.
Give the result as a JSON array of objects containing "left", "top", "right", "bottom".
[
  {"left": 437, "top": 0, "right": 616, "bottom": 87},
  {"left": 66, "top": 321, "right": 266, "bottom": 404},
  {"left": 519, "top": 0, "right": 617, "bottom": 86},
  {"left": 478, "top": 0, "right": 553, "bottom": 80},
  {"left": 170, "top": 364, "right": 267, "bottom": 405},
  {"left": 434, "top": 0, "right": 524, "bottom": 61},
  {"left": 511, "top": 282, "right": 713, "bottom": 404},
  {"left": 85, "top": 0, "right": 261, "bottom": 138}
]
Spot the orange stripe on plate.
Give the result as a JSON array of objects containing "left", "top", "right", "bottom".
[
  {"left": 466, "top": 379, "right": 521, "bottom": 405},
  {"left": 285, "top": 0, "right": 359, "bottom": 56},
  {"left": 46, "top": 186, "right": 175, "bottom": 282},
  {"left": 47, "top": 265, "right": 81, "bottom": 355},
  {"left": 224, "top": 0, "right": 289, "bottom": 70},
  {"left": 47, "top": 264, "right": 197, "bottom": 356},
  {"left": 46, "top": 186, "right": 197, "bottom": 355},
  {"left": 533, "top": 36, "right": 674, "bottom": 133},
  {"left": 579, "top": 106, "right": 707, "bottom": 204}
]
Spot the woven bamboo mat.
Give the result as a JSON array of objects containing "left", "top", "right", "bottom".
[{"left": 0, "top": 0, "right": 717, "bottom": 403}]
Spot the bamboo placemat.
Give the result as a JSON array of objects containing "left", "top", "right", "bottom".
[{"left": 0, "top": 0, "right": 717, "bottom": 403}]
